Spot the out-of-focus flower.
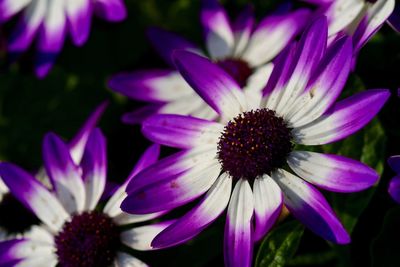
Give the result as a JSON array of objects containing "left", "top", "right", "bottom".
[
  {"left": 121, "top": 17, "right": 389, "bottom": 267},
  {"left": 0, "top": 0, "right": 127, "bottom": 78},
  {"left": 0, "top": 127, "right": 171, "bottom": 267},
  {"left": 108, "top": 0, "right": 310, "bottom": 124},
  {"left": 388, "top": 156, "right": 400, "bottom": 203}
]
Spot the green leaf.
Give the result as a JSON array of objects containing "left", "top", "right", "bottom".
[
  {"left": 255, "top": 221, "right": 305, "bottom": 267},
  {"left": 371, "top": 207, "right": 400, "bottom": 267}
]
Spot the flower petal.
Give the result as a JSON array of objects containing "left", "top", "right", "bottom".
[
  {"left": 35, "top": 0, "right": 67, "bottom": 78},
  {"left": 224, "top": 179, "right": 254, "bottom": 267},
  {"left": 69, "top": 101, "right": 107, "bottom": 164},
  {"left": 121, "top": 159, "right": 221, "bottom": 214},
  {"left": 287, "top": 36, "right": 353, "bottom": 127},
  {"left": 108, "top": 70, "right": 193, "bottom": 103},
  {"left": 201, "top": 0, "right": 234, "bottom": 59},
  {"left": 353, "top": 0, "right": 395, "bottom": 53},
  {"left": 389, "top": 175, "right": 400, "bottom": 204},
  {"left": 152, "top": 173, "right": 232, "bottom": 249},
  {"left": 142, "top": 114, "right": 223, "bottom": 149},
  {"left": 242, "top": 8, "right": 311, "bottom": 67},
  {"left": 388, "top": 155, "right": 400, "bottom": 174},
  {"left": 0, "top": 0, "right": 30, "bottom": 22},
  {"left": 253, "top": 175, "right": 282, "bottom": 241},
  {"left": 173, "top": 50, "right": 247, "bottom": 120},
  {"left": 81, "top": 129, "right": 107, "bottom": 210},
  {"left": 65, "top": 0, "right": 92, "bottom": 46},
  {"left": 43, "top": 133, "right": 86, "bottom": 214},
  {"left": 272, "top": 169, "right": 350, "bottom": 244},
  {"left": 114, "top": 252, "right": 148, "bottom": 267},
  {"left": 147, "top": 27, "right": 202, "bottom": 66},
  {"left": 294, "top": 89, "right": 390, "bottom": 145},
  {"left": 121, "top": 220, "right": 175, "bottom": 251},
  {"left": 93, "top": 0, "right": 126, "bottom": 22},
  {"left": 0, "top": 163, "right": 68, "bottom": 232},
  {"left": 288, "top": 151, "right": 378, "bottom": 193},
  {"left": 121, "top": 105, "right": 162, "bottom": 125},
  {"left": 232, "top": 5, "right": 255, "bottom": 57}
]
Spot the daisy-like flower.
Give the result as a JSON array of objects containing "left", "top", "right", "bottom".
[
  {"left": 121, "top": 17, "right": 390, "bottom": 267},
  {"left": 0, "top": 0, "right": 127, "bottom": 78},
  {"left": 388, "top": 156, "right": 400, "bottom": 204},
  {"left": 108, "top": 0, "right": 310, "bottom": 124},
  {"left": 0, "top": 102, "right": 106, "bottom": 242},
  {"left": 303, "top": 0, "right": 395, "bottom": 52},
  {"left": 0, "top": 128, "right": 171, "bottom": 266}
]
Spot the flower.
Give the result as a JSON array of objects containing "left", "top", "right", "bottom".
[
  {"left": 0, "top": 122, "right": 170, "bottom": 267},
  {"left": 108, "top": 0, "right": 310, "bottom": 124},
  {"left": 0, "top": 0, "right": 127, "bottom": 78},
  {"left": 388, "top": 156, "right": 400, "bottom": 203},
  {"left": 0, "top": 102, "right": 106, "bottom": 241},
  {"left": 121, "top": 17, "right": 390, "bottom": 267},
  {"left": 303, "top": 0, "right": 395, "bottom": 53}
]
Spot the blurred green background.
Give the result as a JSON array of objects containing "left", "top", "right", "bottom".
[{"left": 0, "top": 0, "right": 400, "bottom": 266}]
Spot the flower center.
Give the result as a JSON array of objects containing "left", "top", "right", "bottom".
[
  {"left": 217, "top": 109, "right": 293, "bottom": 180},
  {"left": 216, "top": 58, "right": 252, "bottom": 88},
  {"left": 0, "top": 193, "right": 39, "bottom": 234},
  {"left": 55, "top": 211, "right": 120, "bottom": 267}
]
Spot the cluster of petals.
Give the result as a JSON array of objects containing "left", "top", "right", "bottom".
[
  {"left": 108, "top": 0, "right": 311, "bottom": 124},
  {"left": 121, "top": 17, "right": 390, "bottom": 267},
  {"left": 0, "top": 104, "right": 171, "bottom": 267},
  {"left": 0, "top": 0, "right": 127, "bottom": 77}
]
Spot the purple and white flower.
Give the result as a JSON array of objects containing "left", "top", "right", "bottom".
[
  {"left": 121, "top": 17, "right": 389, "bottom": 267},
  {"left": 108, "top": 0, "right": 310, "bottom": 124},
  {"left": 303, "top": 0, "right": 395, "bottom": 52},
  {"left": 0, "top": 0, "right": 127, "bottom": 78},
  {"left": 0, "top": 120, "right": 171, "bottom": 266},
  {"left": 388, "top": 156, "right": 400, "bottom": 204}
]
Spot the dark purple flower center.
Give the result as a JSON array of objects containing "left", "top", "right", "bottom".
[
  {"left": 55, "top": 211, "right": 120, "bottom": 267},
  {"left": 216, "top": 58, "right": 253, "bottom": 88},
  {"left": 0, "top": 193, "right": 39, "bottom": 233},
  {"left": 217, "top": 109, "right": 293, "bottom": 180}
]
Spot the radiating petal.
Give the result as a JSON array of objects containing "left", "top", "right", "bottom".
[
  {"left": 114, "top": 253, "right": 148, "bottom": 267},
  {"left": 272, "top": 169, "right": 350, "bottom": 244},
  {"left": 108, "top": 70, "right": 193, "bottom": 103},
  {"left": 8, "top": 0, "right": 46, "bottom": 57},
  {"left": 66, "top": 0, "right": 92, "bottom": 46},
  {"left": 121, "top": 105, "right": 162, "bottom": 125},
  {"left": 35, "top": 0, "right": 67, "bottom": 78},
  {"left": 353, "top": 0, "right": 395, "bottom": 52},
  {"left": 43, "top": 133, "right": 86, "bottom": 214},
  {"left": 147, "top": 27, "right": 202, "bottom": 66},
  {"left": 201, "top": 0, "right": 234, "bottom": 59},
  {"left": 121, "top": 220, "right": 175, "bottom": 251},
  {"left": 81, "top": 129, "right": 107, "bottom": 210},
  {"left": 274, "top": 16, "right": 328, "bottom": 117},
  {"left": 288, "top": 151, "right": 378, "bottom": 193},
  {"left": 93, "top": 0, "right": 126, "bottom": 22},
  {"left": 224, "top": 179, "right": 254, "bottom": 267},
  {"left": 242, "top": 8, "right": 311, "bottom": 67},
  {"left": 389, "top": 175, "right": 400, "bottom": 204},
  {"left": 121, "top": 159, "right": 221, "bottom": 214},
  {"left": 253, "top": 175, "right": 282, "bottom": 241},
  {"left": 0, "top": 0, "right": 31, "bottom": 22},
  {"left": 325, "top": 0, "right": 364, "bottom": 36},
  {"left": 287, "top": 36, "right": 353, "bottom": 127},
  {"left": 232, "top": 5, "right": 254, "bottom": 56},
  {"left": 173, "top": 50, "right": 247, "bottom": 120},
  {"left": 69, "top": 101, "right": 107, "bottom": 164},
  {"left": 294, "top": 89, "right": 390, "bottom": 145},
  {"left": 125, "top": 146, "right": 217, "bottom": 193},
  {"left": 142, "top": 114, "right": 223, "bottom": 149},
  {"left": 152, "top": 173, "right": 232, "bottom": 248},
  {"left": 0, "top": 163, "right": 69, "bottom": 232}
]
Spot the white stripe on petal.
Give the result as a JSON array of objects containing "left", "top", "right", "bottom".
[{"left": 114, "top": 252, "right": 148, "bottom": 267}]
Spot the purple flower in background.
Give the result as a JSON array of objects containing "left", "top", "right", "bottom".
[
  {"left": 303, "top": 0, "right": 395, "bottom": 52},
  {"left": 388, "top": 156, "right": 400, "bottom": 203},
  {"left": 108, "top": 0, "right": 310, "bottom": 124},
  {"left": 0, "top": 122, "right": 172, "bottom": 266},
  {"left": 0, "top": 0, "right": 127, "bottom": 78},
  {"left": 121, "top": 17, "right": 389, "bottom": 267}
]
